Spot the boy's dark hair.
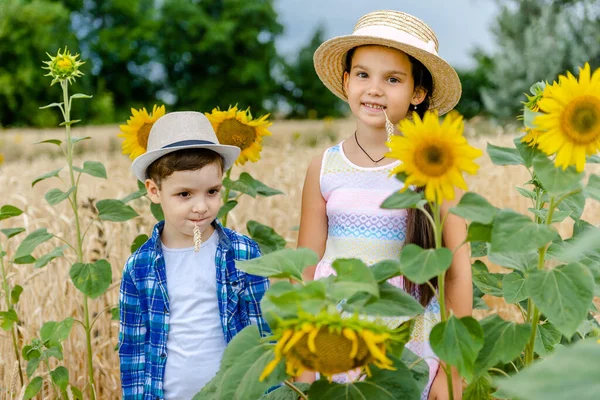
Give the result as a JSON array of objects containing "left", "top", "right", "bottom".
[
  {"left": 343, "top": 46, "right": 434, "bottom": 118},
  {"left": 146, "top": 148, "right": 224, "bottom": 188},
  {"left": 344, "top": 45, "right": 438, "bottom": 306}
]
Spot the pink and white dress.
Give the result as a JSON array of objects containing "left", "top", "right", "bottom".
[{"left": 314, "top": 142, "right": 441, "bottom": 399}]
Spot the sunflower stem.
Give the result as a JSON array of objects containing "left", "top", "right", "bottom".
[
  {"left": 283, "top": 380, "right": 308, "bottom": 400},
  {"left": 524, "top": 195, "right": 555, "bottom": 366},
  {"left": 222, "top": 168, "right": 232, "bottom": 228},
  {"left": 61, "top": 79, "right": 96, "bottom": 400}
]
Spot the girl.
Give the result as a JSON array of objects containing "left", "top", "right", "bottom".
[{"left": 298, "top": 10, "right": 472, "bottom": 400}]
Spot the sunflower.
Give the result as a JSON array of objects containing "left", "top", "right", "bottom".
[
  {"left": 42, "top": 47, "right": 85, "bottom": 85},
  {"left": 386, "top": 111, "right": 482, "bottom": 203},
  {"left": 521, "top": 128, "right": 541, "bottom": 146},
  {"left": 118, "top": 105, "right": 166, "bottom": 160},
  {"left": 205, "top": 105, "right": 272, "bottom": 165},
  {"left": 259, "top": 310, "right": 412, "bottom": 381},
  {"left": 534, "top": 63, "right": 600, "bottom": 172}
]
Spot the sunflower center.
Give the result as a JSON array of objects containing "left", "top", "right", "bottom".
[
  {"left": 561, "top": 95, "right": 600, "bottom": 144},
  {"left": 137, "top": 123, "right": 153, "bottom": 150},
  {"left": 217, "top": 119, "right": 257, "bottom": 150},
  {"left": 414, "top": 143, "right": 452, "bottom": 177}
]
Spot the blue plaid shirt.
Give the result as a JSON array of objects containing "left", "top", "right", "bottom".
[{"left": 118, "top": 220, "right": 270, "bottom": 399}]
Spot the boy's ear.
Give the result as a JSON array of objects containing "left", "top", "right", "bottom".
[
  {"left": 342, "top": 71, "right": 350, "bottom": 97},
  {"left": 412, "top": 87, "right": 427, "bottom": 106},
  {"left": 145, "top": 179, "right": 161, "bottom": 204}
]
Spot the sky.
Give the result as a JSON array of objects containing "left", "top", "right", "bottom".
[{"left": 274, "top": 0, "right": 499, "bottom": 68}]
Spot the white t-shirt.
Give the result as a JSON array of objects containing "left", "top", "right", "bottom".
[{"left": 162, "top": 230, "right": 226, "bottom": 399}]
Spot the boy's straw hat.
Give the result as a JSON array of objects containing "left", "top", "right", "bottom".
[
  {"left": 131, "top": 111, "right": 240, "bottom": 182},
  {"left": 313, "top": 10, "right": 461, "bottom": 115}
]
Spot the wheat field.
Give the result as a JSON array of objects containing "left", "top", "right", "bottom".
[{"left": 0, "top": 118, "right": 599, "bottom": 399}]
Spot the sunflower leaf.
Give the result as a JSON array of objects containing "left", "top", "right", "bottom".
[
  {"left": 495, "top": 340, "right": 600, "bottom": 400},
  {"left": 32, "top": 168, "right": 62, "bottom": 187},
  {"left": 533, "top": 153, "right": 584, "bottom": 195},
  {"left": 399, "top": 245, "right": 453, "bottom": 284},
  {"left": 14, "top": 228, "right": 53, "bottom": 263},
  {"left": 45, "top": 187, "right": 76, "bottom": 206},
  {"left": 430, "top": 316, "right": 484, "bottom": 382},
  {"left": 73, "top": 161, "right": 107, "bottom": 179},
  {"left": 486, "top": 143, "right": 524, "bottom": 166},
  {"left": 344, "top": 282, "right": 424, "bottom": 317},
  {"left": 69, "top": 260, "right": 112, "bottom": 299},
  {"left": 0, "top": 205, "right": 23, "bottom": 221},
  {"left": 502, "top": 272, "right": 528, "bottom": 303},
  {"left": 472, "top": 271, "right": 504, "bottom": 297},
  {"left": 370, "top": 259, "right": 403, "bottom": 282},
  {"left": 247, "top": 220, "right": 287, "bottom": 254},
  {"left": 449, "top": 192, "right": 498, "bottom": 224},
  {"left": 330, "top": 258, "right": 379, "bottom": 300},
  {"left": 236, "top": 248, "right": 318, "bottom": 282},
  {"left": 584, "top": 174, "right": 600, "bottom": 202},
  {"left": 130, "top": 234, "right": 149, "bottom": 253},
  {"left": 525, "top": 262, "right": 594, "bottom": 337},
  {"left": 96, "top": 199, "right": 139, "bottom": 222},
  {"left": 240, "top": 173, "right": 284, "bottom": 197},
  {"left": 223, "top": 176, "right": 257, "bottom": 198},
  {"left": 381, "top": 190, "right": 423, "bottom": 209},
  {"left": 217, "top": 200, "right": 237, "bottom": 219},
  {"left": 150, "top": 202, "right": 164, "bottom": 221},
  {"left": 489, "top": 209, "right": 556, "bottom": 254},
  {"left": 466, "top": 222, "right": 492, "bottom": 243}
]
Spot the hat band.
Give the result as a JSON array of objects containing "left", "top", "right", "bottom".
[
  {"left": 352, "top": 25, "right": 438, "bottom": 55},
  {"left": 162, "top": 139, "right": 215, "bottom": 149}
]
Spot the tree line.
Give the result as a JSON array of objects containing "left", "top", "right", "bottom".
[{"left": 0, "top": 0, "right": 598, "bottom": 127}]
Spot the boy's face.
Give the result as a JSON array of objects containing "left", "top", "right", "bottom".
[{"left": 146, "top": 163, "right": 223, "bottom": 248}]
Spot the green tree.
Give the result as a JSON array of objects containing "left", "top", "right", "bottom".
[
  {"left": 455, "top": 49, "right": 494, "bottom": 119},
  {"left": 280, "top": 25, "right": 346, "bottom": 119},
  {"left": 481, "top": 0, "right": 600, "bottom": 120},
  {"left": 157, "top": 0, "right": 283, "bottom": 114},
  {"left": 0, "top": 0, "right": 78, "bottom": 127}
]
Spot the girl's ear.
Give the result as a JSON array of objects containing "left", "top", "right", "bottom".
[
  {"left": 342, "top": 71, "right": 350, "bottom": 97},
  {"left": 412, "top": 86, "right": 428, "bottom": 106},
  {"left": 145, "top": 179, "right": 161, "bottom": 204}
]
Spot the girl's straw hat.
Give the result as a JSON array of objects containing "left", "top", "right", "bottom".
[{"left": 313, "top": 10, "right": 461, "bottom": 115}]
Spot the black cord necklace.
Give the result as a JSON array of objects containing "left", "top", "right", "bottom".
[{"left": 354, "top": 131, "right": 385, "bottom": 164}]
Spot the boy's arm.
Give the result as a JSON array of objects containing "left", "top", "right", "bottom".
[
  {"left": 244, "top": 242, "right": 271, "bottom": 336},
  {"left": 118, "top": 265, "right": 146, "bottom": 400}
]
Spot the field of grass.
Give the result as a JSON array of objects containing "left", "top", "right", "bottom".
[{"left": 0, "top": 118, "right": 598, "bottom": 398}]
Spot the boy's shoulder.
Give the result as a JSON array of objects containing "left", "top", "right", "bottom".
[{"left": 123, "top": 222, "right": 163, "bottom": 277}]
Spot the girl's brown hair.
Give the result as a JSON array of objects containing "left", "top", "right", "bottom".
[{"left": 344, "top": 46, "right": 438, "bottom": 305}]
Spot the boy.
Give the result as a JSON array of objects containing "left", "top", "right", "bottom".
[{"left": 118, "top": 111, "right": 270, "bottom": 399}]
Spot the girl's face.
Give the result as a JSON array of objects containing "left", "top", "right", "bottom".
[{"left": 343, "top": 45, "right": 426, "bottom": 130}]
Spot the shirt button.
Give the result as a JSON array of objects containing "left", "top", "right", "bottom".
[{"left": 160, "top": 353, "right": 166, "bottom": 358}]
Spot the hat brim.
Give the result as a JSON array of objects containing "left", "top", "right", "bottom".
[
  {"left": 314, "top": 35, "right": 462, "bottom": 116},
  {"left": 131, "top": 144, "right": 241, "bottom": 182}
]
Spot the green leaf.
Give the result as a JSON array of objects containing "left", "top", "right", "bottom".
[
  {"left": 399, "top": 245, "right": 453, "bottom": 284},
  {"left": 475, "top": 315, "right": 531, "bottom": 372},
  {"left": 529, "top": 208, "right": 571, "bottom": 223},
  {"left": 40, "top": 318, "right": 74, "bottom": 347},
  {"left": 466, "top": 222, "right": 492, "bottom": 243},
  {"left": 584, "top": 174, "right": 600, "bottom": 202},
  {"left": 236, "top": 248, "right": 318, "bottom": 281},
  {"left": 400, "top": 348, "right": 430, "bottom": 395},
  {"left": 70, "top": 93, "right": 93, "bottom": 100},
  {"left": 240, "top": 173, "right": 284, "bottom": 197},
  {"left": 223, "top": 176, "right": 257, "bottom": 197},
  {"left": 150, "top": 202, "right": 164, "bottom": 221},
  {"left": 35, "top": 139, "right": 62, "bottom": 146},
  {"left": 472, "top": 272, "right": 504, "bottom": 297},
  {"left": 330, "top": 258, "right": 379, "bottom": 300},
  {"left": 370, "top": 259, "right": 403, "bottom": 283},
  {"left": 121, "top": 187, "right": 147, "bottom": 203},
  {"left": 488, "top": 250, "right": 538, "bottom": 271},
  {"left": 96, "top": 199, "right": 139, "bottom": 222},
  {"left": 247, "top": 220, "right": 287, "bottom": 254},
  {"left": 381, "top": 190, "right": 423, "bottom": 209},
  {"left": 502, "top": 272, "right": 528, "bottom": 303},
  {"left": 514, "top": 137, "right": 540, "bottom": 168},
  {"left": 39, "top": 102, "right": 64, "bottom": 110},
  {"left": 470, "top": 241, "right": 488, "bottom": 257},
  {"left": 464, "top": 373, "right": 493, "bottom": 400},
  {"left": 1, "top": 227, "right": 25, "bottom": 239},
  {"left": 23, "top": 376, "right": 43, "bottom": 399},
  {"left": 344, "top": 282, "right": 424, "bottom": 317},
  {"left": 130, "top": 234, "right": 148, "bottom": 253},
  {"left": 60, "top": 119, "right": 81, "bottom": 126},
  {"left": 496, "top": 340, "right": 600, "bottom": 400},
  {"left": 526, "top": 263, "right": 594, "bottom": 337},
  {"left": 32, "top": 168, "right": 62, "bottom": 187},
  {"left": 308, "top": 356, "right": 423, "bottom": 400},
  {"left": 217, "top": 200, "right": 238, "bottom": 219},
  {"left": 69, "top": 259, "right": 112, "bottom": 299},
  {"left": 0, "top": 205, "right": 23, "bottom": 221},
  {"left": 51, "top": 366, "right": 69, "bottom": 391},
  {"left": 534, "top": 322, "right": 562, "bottom": 357},
  {"left": 34, "top": 245, "right": 67, "bottom": 269},
  {"left": 486, "top": 143, "right": 524, "bottom": 166},
  {"left": 490, "top": 209, "right": 556, "bottom": 254},
  {"left": 533, "top": 153, "right": 584, "bottom": 195},
  {"left": 45, "top": 345, "right": 64, "bottom": 361},
  {"left": 430, "top": 316, "right": 484, "bottom": 381},
  {"left": 550, "top": 223, "right": 600, "bottom": 263},
  {"left": 0, "top": 308, "right": 18, "bottom": 330},
  {"left": 70, "top": 136, "right": 91, "bottom": 145},
  {"left": 558, "top": 191, "right": 585, "bottom": 222},
  {"left": 26, "top": 357, "right": 41, "bottom": 378},
  {"left": 11, "top": 285, "right": 23, "bottom": 304},
  {"left": 73, "top": 161, "right": 107, "bottom": 179},
  {"left": 261, "top": 383, "right": 310, "bottom": 399},
  {"left": 449, "top": 192, "right": 498, "bottom": 224},
  {"left": 515, "top": 186, "right": 536, "bottom": 200},
  {"left": 198, "top": 326, "right": 286, "bottom": 400},
  {"left": 45, "top": 187, "right": 76, "bottom": 206},
  {"left": 14, "top": 228, "right": 53, "bottom": 262}
]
